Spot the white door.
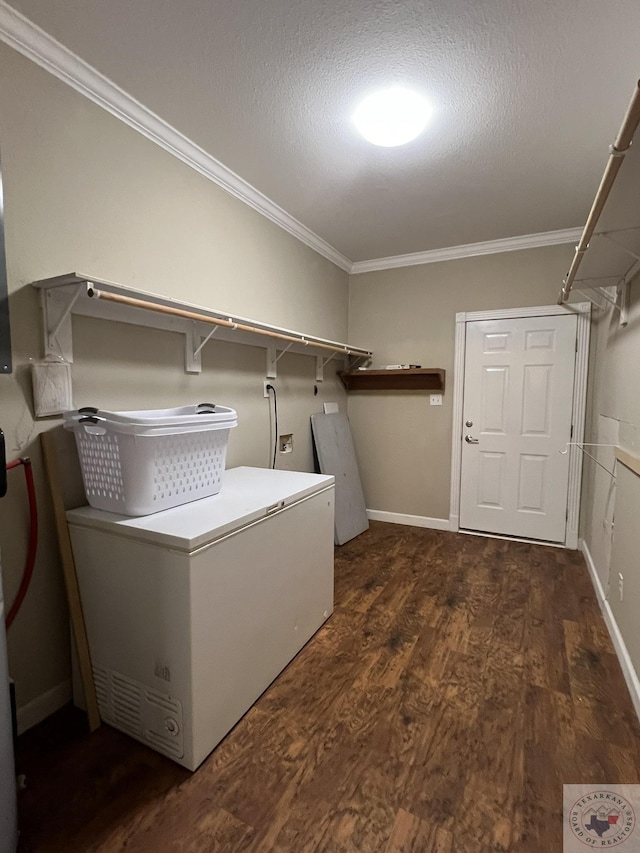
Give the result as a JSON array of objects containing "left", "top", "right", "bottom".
[{"left": 459, "top": 313, "right": 577, "bottom": 543}]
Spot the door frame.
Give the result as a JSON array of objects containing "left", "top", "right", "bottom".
[{"left": 449, "top": 302, "right": 591, "bottom": 549}]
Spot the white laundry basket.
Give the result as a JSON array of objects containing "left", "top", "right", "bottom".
[{"left": 64, "top": 403, "right": 238, "bottom": 516}]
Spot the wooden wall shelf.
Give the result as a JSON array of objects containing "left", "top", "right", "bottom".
[{"left": 338, "top": 368, "right": 445, "bottom": 392}]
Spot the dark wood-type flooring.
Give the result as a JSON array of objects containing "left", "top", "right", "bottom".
[{"left": 16, "top": 523, "right": 640, "bottom": 852}]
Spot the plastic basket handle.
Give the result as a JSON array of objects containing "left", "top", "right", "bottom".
[
  {"left": 196, "top": 403, "right": 217, "bottom": 414},
  {"left": 77, "top": 411, "right": 107, "bottom": 435},
  {"left": 81, "top": 425, "right": 107, "bottom": 435}
]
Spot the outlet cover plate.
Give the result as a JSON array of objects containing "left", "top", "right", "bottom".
[{"left": 430, "top": 394, "right": 443, "bottom": 406}]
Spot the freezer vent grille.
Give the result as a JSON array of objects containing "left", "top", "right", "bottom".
[
  {"left": 92, "top": 664, "right": 142, "bottom": 736},
  {"left": 92, "top": 665, "right": 109, "bottom": 707},
  {"left": 146, "top": 728, "right": 183, "bottom": 758},
  {"left": 146, "top": 687, "right": 180, "bottom": 714},
  {"left": 112, "top": 673, "right": 143, "bottom": 731},
  {"left": 91, "top": 665, "right": 184, "bottom": 760}
]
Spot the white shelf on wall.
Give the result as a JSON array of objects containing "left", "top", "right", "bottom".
[
  {"left": 570, "top": 140, "right": 640, "bottom": 326},
  {"left": 560, "top": 82, "right": 640, "bottom": 326},
  {"left": 32, "top": 273, "right": 373, "bottom": 378}
]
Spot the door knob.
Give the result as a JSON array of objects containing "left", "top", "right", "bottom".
[{"left": 465, "top": 434, "right": 479, "bottom": 444}]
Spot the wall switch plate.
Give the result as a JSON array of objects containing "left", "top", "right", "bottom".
[{"left": 430, "top": 394, "right": 443, "bottom": 406}]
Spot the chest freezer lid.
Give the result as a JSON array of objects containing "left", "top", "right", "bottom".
[{"left": 65, "top": 466, "right": 334, "bottom": 551}]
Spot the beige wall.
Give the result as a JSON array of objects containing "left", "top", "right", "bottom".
[
  {"left": 0, "top": 44, "right": 349, "bottom": 725},
  {"left": 580, "top": 277, "right": 640, "bottom": 676},
  {"left": 347, "top": 245, "right": 576, "bottom": 519}
]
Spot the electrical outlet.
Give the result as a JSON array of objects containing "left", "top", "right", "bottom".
[
  {"left": 263, "top": 380, "right": 270, "bottom": 398},
  {"left": 430, "top": 394, "right": 442, "bottom": 406},
  {"left": 619, "top": 573, "right": 624, "bottom": 601}
]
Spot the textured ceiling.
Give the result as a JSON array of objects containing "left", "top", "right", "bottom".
[{"left": 7, "top": 0, "right": 640, "bottom": 262}]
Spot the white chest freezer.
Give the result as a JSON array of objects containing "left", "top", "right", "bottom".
[{"left": 66, "top": 466, "right": 335, "bottom": 771}]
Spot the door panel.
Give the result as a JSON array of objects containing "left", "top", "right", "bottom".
[
  {"left": 521, "top": 365, "right": 551, "bottom": 435},
  {"left": 517, "top": 454, "right": 546, "bottom": 512},
  {"left": 482, "top": 367, "right": 509, "bottom": 432},
  {"left": 484, "top": 332, "right": 510, "bottom": 351},
  {"left": 478, "top": 453, "right": 506, "bottom": 507},
  {"left": 459, "top": 313, "right": 577, "bottom": 542},
  {"left": 525, "top": 328, "right": 556, "bottom": 350}
]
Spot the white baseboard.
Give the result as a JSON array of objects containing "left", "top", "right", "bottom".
[
  {"left": 579, "top": 538, "right": 640, "bottom": 722},
  {"left": 579, "top": 538, "right": 607, "bottom": 601},
  {"left": 366, "top": 510, "right": 451, "bottom": 531},
  {"left": 16, "top": 680, "right": 71, "bottom": 735}
]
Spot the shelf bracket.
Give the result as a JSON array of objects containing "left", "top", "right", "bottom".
[
  {"left": 265, "top": 343, "right": 296, "bottom": 378},
  {"left": 348, "top": 354, "right": 370, "bottom": 370},
  {"left": 574, "top": 289, "right": 607, "bottom": 311},
  {"left": 316, "top": 352, "right": 337, "bottom": 381},
  {"left": 594, "top": 284, "right": 629, "bottom": 328},
  {"left": 42, "top": 283, "right": 85, "bottom": 361},
  {"left": 594, "top": 286, "right": 619, "bottom": 308},
  {"left": 193, "top": 325, "right": 219, "bottom": 359},
  {"left": 266, "top": 346, "right": 277, "bottom": 379},
  {"left": 274, "top": 343, "right": 293, "bottom": 364},
  {"left": 185, "top": 323, "right": 202, "bottom": 374},
  {"left": 185, "top": 323, "right": 221, "bottom": 373},
  {"left": 617, "top": 279, "right": 630, "bottom": 328},
  {"left": 575, "top": 280, "right": 640, "bottom": 326}
]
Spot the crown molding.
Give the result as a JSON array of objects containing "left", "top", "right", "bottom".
[
  {"left": 350, "top": 227, "right": 584, "bottom": 275},
  {"left": 0, "top": 3, "right": 585, "bottom": 280},
  {"left": 0, "top": 2, "right": 352, "bottom": 272}
]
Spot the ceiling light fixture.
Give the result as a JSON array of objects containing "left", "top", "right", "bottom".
[{"left": 353, "top": 87, "right": 432, "bottom": 147}]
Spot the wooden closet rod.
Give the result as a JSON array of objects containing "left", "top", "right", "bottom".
[
  {"left": 88, "top": 288, "right": 368, "bottom": 357},
  {"left": 559, "top": 80, "right": 640, "bottom": 304}
]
